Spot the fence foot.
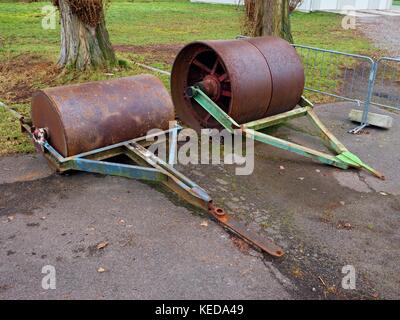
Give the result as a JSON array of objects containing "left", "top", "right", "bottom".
[{"left": 349, "top": 123, "right": 368, "bottom": 134}]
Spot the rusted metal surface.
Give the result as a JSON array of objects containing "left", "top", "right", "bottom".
[
  {"left": 245, "top": 36, "right": 305, "bottom": 117},
  {"left": 31, "top": 75, "right": 174, "bottom": 157},
  {"left": 171, "top": 36, "right": 304, "bottom": 129},
  {"left": 208, "top": 203, "right": 284, "bottom": 257}
]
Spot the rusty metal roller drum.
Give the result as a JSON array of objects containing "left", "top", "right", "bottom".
[
  {"left": 171, "top": 36, "right": 305, "bottom": 129},
  {"left": 244, "top": 36, "right": 305, "bottom": 116},
  {"left": 31, "top": 75, "right": 174, "bottom": 157}
]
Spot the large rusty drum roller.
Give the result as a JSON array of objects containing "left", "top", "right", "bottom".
[
  {"left": 32, "top": 75, "right": 174, "bottom": 157},
  {"left": 171, "top": 36, "right": 305, "bottom": 130}
]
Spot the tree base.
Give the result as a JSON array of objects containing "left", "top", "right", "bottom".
[{"left": 58, "top": 0, "right": 117, "bottom": 70}]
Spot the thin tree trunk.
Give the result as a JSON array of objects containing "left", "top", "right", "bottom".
[
  {"left": 244, "top": 0, "right": 293, "bottom": 43},
  {"left": 58, "top": 0, "right": 116, "bottom": 70}
]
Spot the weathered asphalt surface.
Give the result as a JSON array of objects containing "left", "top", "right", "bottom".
[
  {"left": 0, "top": 163, "right": 292, "bottom": 299},
  {"left": 0, "top": 102, "right": 399, "bottom": 299},
  {"left": 358, "top": 13, "right": 400, "bottom": 56}
]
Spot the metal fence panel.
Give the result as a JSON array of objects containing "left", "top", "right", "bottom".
[
  {"left": 293, "top": 44, "right": 375, "bottom": 108},
  {"left": 371, "top": 57, "right": 400, "bottom": 111},
  {"left": 292, "top": 45, "right": 400, "bottom": 131}
]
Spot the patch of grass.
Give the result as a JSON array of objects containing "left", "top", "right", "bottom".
[
  {"left": 291, "top": 11, "right": 382, "bottom": 103},
  {"left": 0, "top": 104, "right": 33, "bottom": 155},
  {"left": 0, "top": 1, "right": 378, "bottom": 154},
  {"left": 292, "top": 11, "right": 375, "bottom": 55}
]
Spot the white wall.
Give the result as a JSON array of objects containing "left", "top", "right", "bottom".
[
  {"left": 191, "top": 0, "right": 392, "bottom": 10},
  {"left": 298, "top": 0, "right": 392, "bottom": 11}
]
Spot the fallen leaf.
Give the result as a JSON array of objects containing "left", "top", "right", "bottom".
[
  {"left": 96, "top": 241, "right": 109, "bottom": 250},
  {"left": 200, "top": 221, "right": 208, "bottom": 227},
  {"left": 97, "top": 267, "right": 106, "bottom": 273},
  {"left": 379, "top": 192, "right": 388, "bottom": 196},
  {"left": 326, "top": 285, "right": 337, "bottom": 294},
  {"left": 292, "top": 267, "right": 304, "bottom": 279},
  {"left": 279, "top": 165, "right": 285, "bottom": 170},
  {"left": 298, "top": 177, "right": 305, "bottom": 181}
]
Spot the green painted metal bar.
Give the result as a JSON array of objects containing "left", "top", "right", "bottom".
[
  {"left": 82, "top": 147, "right": 125, "bottom": 162},
  {"left": 191, "top": 87, "right": 383, "bottom": 178},
  {"left": 243, "top": 107, "right": 308, "bottom": 131},
  {"left": 189, "top": 86, "right": 239, "bottom": 133},
  {"left": 306, "top": 108, "right": 348, "bottom": 154},
  {"left": 299, "top": 96, "right": 314, "bottom": 108},
  {"left": 68, "top": 158, "right": 166, "bottom": 182},
  {"left": 125, "top": 142, "right": 212, "bottom": 203},
  {"left": 244, "top": 128, "right": 349, "bottom": 169},
  {"left": 59, "top": 125, "right": 182, "bottom": 163},
  {"left": 336, "top": 151, "right": 385, "bottom": 179}
]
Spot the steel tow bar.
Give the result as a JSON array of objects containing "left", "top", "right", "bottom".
[{"left": 126, "top": 142, "right": 285, "bottom": 258}]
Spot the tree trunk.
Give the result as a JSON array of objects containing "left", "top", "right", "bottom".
[
  {"left": 244, "top": 0, "right": 293, "bottom": 43},
  {"left": 58, "top": 0, "right": 117, "bottom": 70}
]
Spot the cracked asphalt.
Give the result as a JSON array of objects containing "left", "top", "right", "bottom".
[{"left": 0, "top": 102, "right": 399, "bottom": 299}]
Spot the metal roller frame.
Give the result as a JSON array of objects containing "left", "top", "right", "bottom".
[
  {"left": 1, "top": 101, "right": 285, "bottom": 258},
  {"left": 186, "top": 87, "right": 384, "bottom": 180}
]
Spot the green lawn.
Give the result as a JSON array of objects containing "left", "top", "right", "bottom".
[
  {"left": 0, "top": 1, "right": 376, "bottom": 58},
  {"left": 0, "top": 1, "right": 378, "bottom": 155}
]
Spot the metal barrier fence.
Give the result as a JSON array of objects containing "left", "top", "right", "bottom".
[
  {"left": 293, "top": 44, "right": 376, "bottom": 130},
  {"left": 293, "top": 45, "right": 400, "bottom": 131},
  {"left": 293, "top": 45, "right": 375, "bottom": 105},
  {"left": 371, "top": 57, "right": 400, "bottom": 111}
]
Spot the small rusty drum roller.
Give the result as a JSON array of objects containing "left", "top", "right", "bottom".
[
  {"left": 171, "top": 36, "right": 305, "bottom": 130},
  {"left": 31, "top": 75, "right": 174, "bottom": 157}
]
